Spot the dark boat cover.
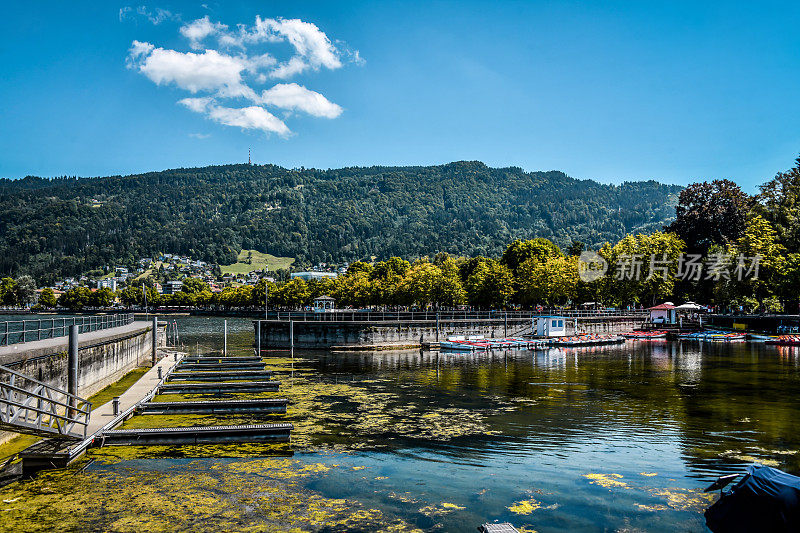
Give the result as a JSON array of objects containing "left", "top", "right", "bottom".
[{"left": 705, "top": 465, "right": 800, "bottom": 532}]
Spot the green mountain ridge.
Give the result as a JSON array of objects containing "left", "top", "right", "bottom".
[{"left": 0, "top": 161, "right": 681, "bottom": 283}]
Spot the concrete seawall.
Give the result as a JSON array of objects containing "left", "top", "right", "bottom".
[
  {"left": 257, "top": 315, "right": 645, "bottom": 350},
  {"left": 0, "top": 321, "right": 161, "bottom": 444}
]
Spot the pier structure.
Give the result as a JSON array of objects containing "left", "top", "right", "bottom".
[
  {"left": 255, "top": 310, "right": 647, "bottom": 350},
  {"left": 14, "top": 348, "right": 292, "bottom": 475},
  {"left": 0, "top": 315, "right": 163, "bottom": 445}
]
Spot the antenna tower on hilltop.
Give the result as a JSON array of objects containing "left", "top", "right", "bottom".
[{"left": 248, "top": 148, "right": 251, "bottom": 165}]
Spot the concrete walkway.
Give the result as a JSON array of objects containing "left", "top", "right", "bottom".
[
  {"left": 0, "top": 321, "right": 152, "bottom": 366},
  {"left": 83, "top": 350, "right": 183, "bottom": 436}
]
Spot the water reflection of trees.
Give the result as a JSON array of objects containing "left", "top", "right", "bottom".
[{"left": 312, "top": 342, "right": 800, "bottom": 475}]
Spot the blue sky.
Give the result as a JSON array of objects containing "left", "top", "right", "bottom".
[{"left": 1, "top": 1, "right": 798, "bottom": 191}]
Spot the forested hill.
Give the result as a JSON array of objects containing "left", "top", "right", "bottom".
[{"left": 0, "top": 161, "right": 681, "bottom": 283}]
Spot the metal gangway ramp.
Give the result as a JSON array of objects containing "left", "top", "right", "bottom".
[{"left": 0, "top": 365, "right": 91, "bottom": 439}]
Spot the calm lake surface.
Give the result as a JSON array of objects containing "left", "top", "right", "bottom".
[{"left": 3, "top": 315, "right": 800, "bottom": 532}]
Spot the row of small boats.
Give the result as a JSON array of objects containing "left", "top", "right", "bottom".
[
  {"left": 678, "top": 331, "right": 747, "bottom": 342},
  {"left": 439, "top": 331, "right": 800, "bottom": 352},
  {"left": 623, "top": 330, "right": 800, "bottom": 344},
  {"left": 439, "top": 336, "right": 544, "bottom": 351},
  {"left": 550, "top": 334, "right": 625, "bottom": 346},
  {"left": 623, "top": 330, "right": 668, "bottom": 339},
  {"left": 439, "top": 334, "right": 625, "bottom": 351}
]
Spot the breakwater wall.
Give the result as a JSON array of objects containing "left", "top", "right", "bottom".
[
  {"left": 0, "top": 322, "right": 162, "bottom": 444},
  {"left": 257, "top": 314, "right": 645, "bottom": 350},
  {"left": 572, "top": 317, "right": 644, "bottom": 335}
]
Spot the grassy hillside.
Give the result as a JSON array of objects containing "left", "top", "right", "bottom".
[{"left": 221, "top": 250, "right": 295, "bottom": 275}]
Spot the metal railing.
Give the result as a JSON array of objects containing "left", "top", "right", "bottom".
[
  {"left": 0, "top": 365, "right": 91, "bottom": 439},
  {"left": 0, "top": 313, "right": 134, "bottom": 347},
  {"left": 258, "top": 309, "right": 649, "bottom": 322}
]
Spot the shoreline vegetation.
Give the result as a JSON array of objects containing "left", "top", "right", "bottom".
[{"left": 1, "top": 155, "right": 799, "bottom": 315}]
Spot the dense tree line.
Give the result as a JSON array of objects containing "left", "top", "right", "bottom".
[
  {"left": 0, "top": 161, "right": 680, "bottom": 284},
  {"left": 667, "top": 155, "right": 800, "bottom": 312}
]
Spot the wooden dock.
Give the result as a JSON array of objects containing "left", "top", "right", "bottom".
[
  {"left": 16, "top": 338, "right": 295, "bottom": 474},
  {"left": 176, "top": 362, "right": 266, "bottom": 371},
  {"left": 157, "top": 381, "right": 280, "bottom": 394},
  {"left": 167, "top": 370, "right": 274, "bottom": 381},
  {"left": 181, "top": 356, "right": 263, "bottom": 363},
  {"left": 137, "top": 398, "right": 288, "bottom": 415},
  {"left": 101, "top": 423, "right": 293, "bottom": 445}
]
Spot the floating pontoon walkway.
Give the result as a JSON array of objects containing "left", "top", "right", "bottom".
[
  {"left": 176, "top": 362, "right": 266, "bottom": 371},
  {"left": 100, "top": 423, "right": 293, "bottom": 445},
  {"left": 157, "top": 381, "right": 281, "bottom": 394},
  {"left": 181, "top": 356, "right": 264, "bottom": 363},
  {"left": 137, "top": 398, "right": 288, "bottom": 415},
  {"left": 167, "top": 370, "right": 274, "bottom": 381}
]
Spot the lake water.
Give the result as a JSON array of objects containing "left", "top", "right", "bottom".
[{"left": 2, "top": 315, "right": 799, "bottom": 532}]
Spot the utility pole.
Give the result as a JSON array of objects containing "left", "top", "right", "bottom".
[
  {"left": 68, "top": 325, "right": 79, "bottom": 417},
  {"left": 143, "top": 285, "right": 148, "bottom": 321},
  {"left": 265, "top": 282, "right": 268, "bottom": 320}
]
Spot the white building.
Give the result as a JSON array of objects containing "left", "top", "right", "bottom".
[
  {"left": 648, "top": 303, "right": 677, "bottom": 324},
  {"left": 533, "top": 316, "right": 567, "bottom": 337},
  {"left": 290, "top": 272, "right": 338, "bottom": 281},
  {"left": 313, "top": 295, "right": 336, "bottom": 312},
  {"left": 97, "top": 278, "right": 117, "bottom": 291},
  {"left": 162, "top": 280, "right": 183, "bottom": 295}
]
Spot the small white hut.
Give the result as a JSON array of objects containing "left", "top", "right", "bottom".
[
  {"left": 648, "top": 302, "right": 677, "bottom": 324},
  {"left": 313, "top": 295, "right": 336, "bottom": 312},
  {"left": 533, "top": 316, "right": 567, "bottom": 337}
]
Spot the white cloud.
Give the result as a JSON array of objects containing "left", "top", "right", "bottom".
[
  {"left": 127, "top": 14, "right": 359, "bottom": 137},
  {"left": 189, "top": 132, "right": 211, "bottom": 139},
  {"left": 120, "top": 6, "right": 179, "bottom": 25},
  {"left": 128, "top": 40, "right": 154, "bottom": 61},
  {"left": 179, "top": 98, "right": 290, "bottom": 136},
  {"left": 178, "top": 97, "right": 213, "bottom": 113},
  {"left": 129, "top": 46, "right": 254, "bottom": 99},
  {"left": 245, "top": 17, "right": 343, "bottom": 78},
  {"left": 270, "top": 56, "right": 308, "bottom": 80},
  {"left": 260, "top": 83, "right": 342, "bottom": 118},
  {"left": 180, "top": 16, "right": 227, "bottom": 49},
  {"left": 244, "top": 52, "right": 277, "bottom": 73}
]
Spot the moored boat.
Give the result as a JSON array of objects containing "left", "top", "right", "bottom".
[
  {"left": 678, "top": 331, "right": 747, "bottom": 342},
  {"left": 551, "top": 334, "right": 625, "bottom": 347},
  {"left": 622, "top": 330, "right": 668, "bottom": 339},
  {"left": 765, "top": 334, "right": 800, "bottom": 345}
]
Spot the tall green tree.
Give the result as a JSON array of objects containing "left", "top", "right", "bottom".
[
  {"left": 464, "top": 259, "right": 514, "bottom": 309},
  {"left": 756, "top": 155, "right": 800, "bottom": 252},
  {"left": 38, "top": 287, "right": 57, "bottom": 308},
  {"left": 15, "top": 275, "right": 36, "bottom": 306},
  {"left": 605, "top": 231, "right": 685, "bottom": 306},
  {"left": 0, "top": 277, "right": 17, "bottom": 306},
  {"left": 721, "top": 213, "right": 785, "bottom": 304},
  {"left": 667, "top": 179, "right": 750, "bottom": 254},
  {"left": 501, "top": 238, "right": 563, "bottom": 273},
  {"left": 180, "top": 277, "right": 210, "bottom": 295},
  {"left": 517, "top": 255, "right": 579, "bottom": 306},
  {"left": 90, "top": 287, "right": 116, "bottom": 307},
  {"left": 59, "top": 286, "right": 92, "bottom": 310}
]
